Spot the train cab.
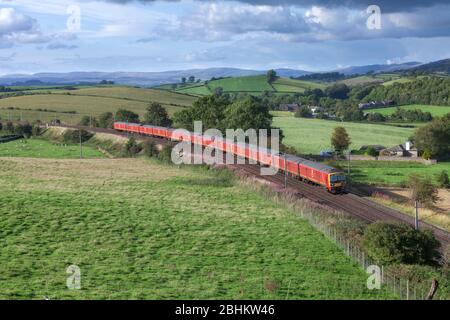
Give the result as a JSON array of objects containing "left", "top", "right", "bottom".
[{"left": 328, "top": 172, "right": 346, "bottom": 194}]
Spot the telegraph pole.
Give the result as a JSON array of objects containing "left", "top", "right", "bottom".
[
  {"left": 284, "top": 153, "right": 287, "bottom": 189},
  {"left": 414, "top": 200, "right": 419, "bottom": 230},
  {"left": 79, "top": 130, "right": 83, "bottom": 159}
]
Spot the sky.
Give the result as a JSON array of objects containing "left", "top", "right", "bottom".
[{"left": 0, "top": 0, "right": 449, "bottom": 75}]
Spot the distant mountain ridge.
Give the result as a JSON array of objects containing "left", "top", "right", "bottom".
[
  {"left": 0, "top": 68, "right": 311, "bottom": 87},
  {"left": 335, "top": 62, "right": 421, "bottom": 75},
  {"left": 1, "top": 59, "right": 448, "bottom": 87}
]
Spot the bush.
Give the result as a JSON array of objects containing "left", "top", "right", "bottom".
[
  {"left": 158, "top": 144, "right": 173, "bottom": 163},
  {"left": 362, "top": 222, "right": 440, "bottom": 266},
  {"left": 422, "top": 149, "right": 432, "bottom": 160},
  {"left": 32, "top": 125, "right": 42, "bottom": 137},
  {"left": 142, "top": 140, "right": 158, "bottom": 158},
  {"left": 14, "top": 122, "right": 32, "bottom": 138},
  {"left": 437, "top": 170, "right": 450, "bottom": 189},
  {"left": 63, "top": 129, "right": 93, "bottom": 144},
  {"left": 125, "top": 136, "right": 141, "bottom": 157},
  {"left": 0, "top": 122, "right": 3, "bottom": 131},
  {"left": 365, "top": 147, "right": 379, "bottom": 157}
]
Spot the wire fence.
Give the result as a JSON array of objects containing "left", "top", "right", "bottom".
[
  {"left": 296, "top": 206, "right": 446, "bottom": 300},
  {"left": 0, "top": 109, "right": 101, "bottom": 126}
]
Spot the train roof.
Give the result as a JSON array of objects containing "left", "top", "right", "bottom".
[{"left": 283, "top": 154, "right": 341, "bottom": 173}]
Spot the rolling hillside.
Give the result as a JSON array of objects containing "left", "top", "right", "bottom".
[
  {"left": 0, "top": 86, "right": 197, "bottom": 123},
  {"left": 364, "top": 104, "right": 450, "bottom": 117},
  {"left": 158, "top": 75, "right": 327, "bottom": 96}
]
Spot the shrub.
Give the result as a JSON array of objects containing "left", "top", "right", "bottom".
[
  {"left": 142, "top": 140, "right": 158, "bottom": 158},
  {"left": 437, "top": 170, "right": 450, "bottom": 189},
  {"left": 125, "top": 136, "right": 140, "bottom": 157},
  {"left": 422, "top": 150, "right": 432, "bottom": 160},
  {"left": 365, "top": 147, "right": 379, "bottom": 157},
  {"left": 63, "top": 129, "right": 93, "bottom": 144},
  {"left": 158, "top": 144, "right": 173, "bottom": 163},
  {"left": 5, "top": 121, "right": 13, "bottom": 133},
  {"left": 362, "top": 222, "right": 440, "bottom": 266},
  {"left": 14, "top": 122, "right": 32, "bottom": 138}
]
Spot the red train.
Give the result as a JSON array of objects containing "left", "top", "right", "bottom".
[{"left": 114, "top": 122, "right": 346, "bottom": 193}]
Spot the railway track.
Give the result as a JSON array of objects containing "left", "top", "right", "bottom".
[
  {"left": 235, "top": 164, "right": 449, "bottom": 249},
  {"left": 55, "top": 124, "right": 450, "bottom": 249}
]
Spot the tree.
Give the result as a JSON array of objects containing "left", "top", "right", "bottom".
[
  {"left": 14, "top": 122, "right": 32, "bottom": 138},
  {"left": 223, "top": 95, "right": 273, "bottom": 132},
  {"left": 188, "top": 76, "right": 195, "bottom": 83},
  {"left": 408, "top": 174, "right": 439, "bottom": 206},
  {"left": 331, "top": 126, "right": 351, "bottom": 154},
  {"left": 294, "top": 106, "right": 312, "bottom": 118},
  {"left": 144, "top": 102, "right": 172, "bottom": 127},
  {"left": 79, "top": 115, "right": 91, "bottom": 126},
  {"left": 173, "top": 94, "right": 230, "bottom": 131},
  {"left": 437, "top": 170, "right": 450, "bottom": 189},
  {"left": 115, "top": 109, "right": 140, "bottom": 123},
  {"left": 266, "top": 69, "right": 277, "bottom": 83},
  {"left": 325, "top": 83, "right": 350, "bottom": 99},
  {"left": 98, "top": 112, "right": 114, "bottom": 128},
  {"left": 413, "top": 114, "right": 450, "bottom": 159},
  {"left": 181, "top": 77, "right": 186, "bottom": 84},
  {"left": 142, "top": 140, "right": 158, "bottom": 158},
  {"left": 362, "top": 222, "right": 440, "bottom": 265},
  {"left": 125, "top": 136, "right": 140, "bottom": 157},
  {"left": 6, "top": 121, "right": 13, "bottom": 133},
  {"left": 367, "top": 112, "right": 386, "bottom": 122}
]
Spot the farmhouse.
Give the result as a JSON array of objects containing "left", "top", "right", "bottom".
[
  {"left": 279, "top": 103, "right": 300, "bottom": 112},
  {"left": 380, "top": 141, "right": 418, "bottom": 157},
  {"left": 358, "top": 100, "right": 395, "bottom": 110}
]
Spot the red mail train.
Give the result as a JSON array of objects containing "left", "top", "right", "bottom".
[{"left": 113, "top": 122, "right": 347, "bottom": 193}]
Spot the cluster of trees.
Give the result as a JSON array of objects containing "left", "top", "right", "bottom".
[
  {"left": 363, "top": 76, "right": 450, "bottom": 106},
  {"left": 172, "top": 94, "right": 275, "bottom": 134},
  {"left": 0, "top": 121, "right": 37, "bottom": 138},
  {"left": 366, "top": 108, "right": 433, "bottom": 123},
  {"left": 363, "top": 221, "right": 440, "bottom": 265},
  {"left": 413, "top": 113, "right": 450, "bottom": 159},
  {"left": 292, "top": 72, "right": 348, "bottom": 82},
  {"left": 181, "top": 76, "right": 199, "bottom": 84}
]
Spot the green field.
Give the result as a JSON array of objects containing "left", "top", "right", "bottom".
[
  {"left": 365, "top": 104, "right": 450, "bottom": 117},
  {"left": 0, "top": 138, "right": 104, "bottom": 158},
  {"left": 273, "top": 116, "right": 413, "bottom": 155},
  {"left": 340, "top": 160, "right": 450, "bottom": 187},
  {"left": 157, "top": 75, "right": 326, "bottom": 96},
  {"left": 0, "top": 86, "right": 197, "bottom": 124},
  {"left": 0, "top": 155, "right": 395, "bottom": 299}
]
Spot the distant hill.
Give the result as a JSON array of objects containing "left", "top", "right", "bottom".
[
  {"left": 406, "top": 59, "right": 450, "bottom": 74},
  {"left": 335, "top": 62, "right": 421, "bottom": 75},
  {"left": 158, "top": 75, "right": 326, "bottom": 96},
  {"left": 0, "top": 67, "right": 310, "bottom": 87}
]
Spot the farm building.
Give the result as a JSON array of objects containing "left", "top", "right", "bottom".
[
  {"left": 380, "top": 141, "right": 418, "bottom": 157},
  {"left": 279, "top": 103, "right": 300, "bottom": 112}
]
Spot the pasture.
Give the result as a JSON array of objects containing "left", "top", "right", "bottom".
[
  {"left": 157, "top": 75, "right": 326, "bottom": 95},
  {"left": 340, "top": 160, "right": 450, "bottom": 187},
  {"left": 273, "top": 116, "right": 413, "bottom": 155},
  {"left": 0, "top": 156, "right": 394, "bottom": 299},
  {"left": 0, "top": 86, "right": 197, "bottom": 124},
  {"left": 0, "top": 138, "right": 104, "bottom": 159},
  {"left": 365, "top": 104, "right": 450, "bottom": 117}
]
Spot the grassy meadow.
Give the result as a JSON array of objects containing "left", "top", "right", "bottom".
[
  {"left": 0, "top": 86, "right": 197, "bottom": 124},
  {"left": 0, "top": 138, "right": 104, "bottom": 159},
  {"left": 0, "top": 153, "right": 395, "bottom": 299},
  {"left": 273, "top": 115, "right": 413, "bottom": 155},
  {"left": 365, "top": 104, "right": 450, "bottom": 117},
  {"left": 157, "top": 75, "right": 326, "bottom": 96},
  {"left": 339, "top": 160, "right": 450, "bottom": 187}
]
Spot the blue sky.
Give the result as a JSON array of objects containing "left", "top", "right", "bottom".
[{"left": 0, "top": 0, "right": 449, "bottom": 74}]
